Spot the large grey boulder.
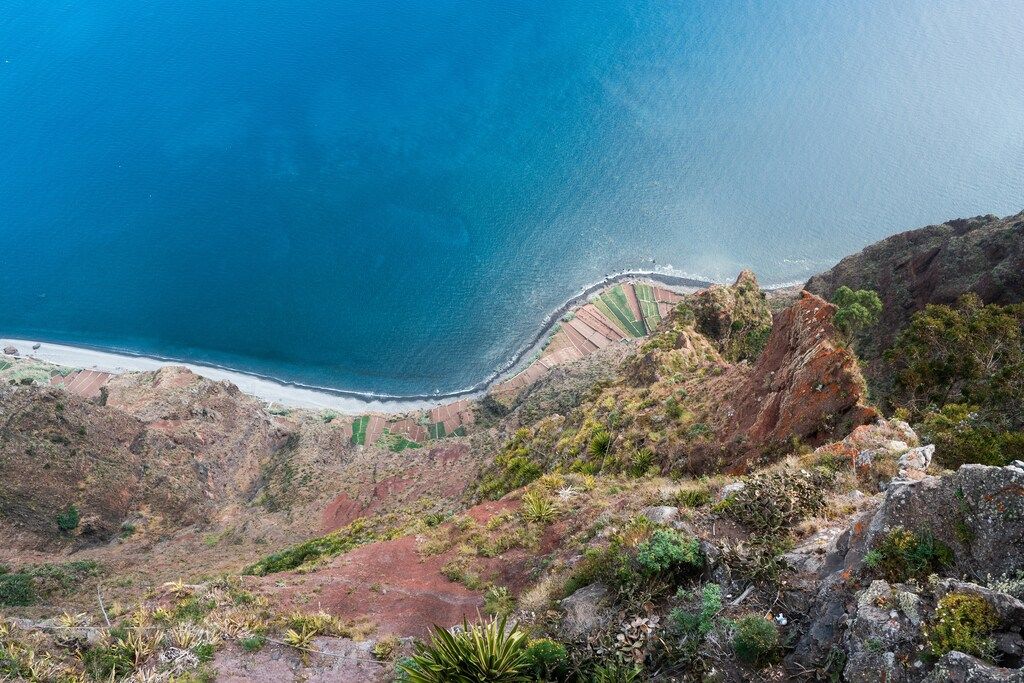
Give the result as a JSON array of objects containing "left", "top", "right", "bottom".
[
  {"left": 640, "top": 505, "right": 679, "bottom": 525},
  {"left": 560, "top": 583, "right": 610, "bottom": 641},
  {"left": 927, "top": 651, "right": 1024, "bottom": 682}
]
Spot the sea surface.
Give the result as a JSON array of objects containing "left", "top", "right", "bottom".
[{"left": 2, "top": 1, "right": 1023, "bottom": 397}]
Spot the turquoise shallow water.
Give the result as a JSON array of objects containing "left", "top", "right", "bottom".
[{"left": 1, "top": 1, "right": 1023, "bottom": 397}]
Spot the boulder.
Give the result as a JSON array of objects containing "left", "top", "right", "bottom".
[
  {"left": 640, "top": 506, "right": 679, "bottom": 525},
  {"left": 927, "top": 651, "right": 1024, "bottom": 682},
  {"left": 718, "top": 482, "right": 745, "bottom": 501},
  {"left": 560, "top": 583, "right": 610, "bottom": 641},
  {"left": 842, "top": 580, "right": 920, "bottom": 683},
  {"left": 3, "top": 345, "right": 17, "bottom": 356},
  {"left": 897, "top": 444, "right": 934, "bottom": 479}
]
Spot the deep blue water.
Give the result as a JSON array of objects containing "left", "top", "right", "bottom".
[{"left": 2, "top": 1, "right": 1023, "bottom": 397}]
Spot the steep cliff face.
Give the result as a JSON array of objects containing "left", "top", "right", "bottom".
[{"left": 805, "top": 211, "right": 1024, "bottom": 356}]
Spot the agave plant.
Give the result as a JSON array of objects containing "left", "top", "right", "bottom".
[
  {"left": 520, "top": 492, "right": 558, "bottom": 525},
  {"left": 398, "top": 615, "right": 530, "bottom": 682}
]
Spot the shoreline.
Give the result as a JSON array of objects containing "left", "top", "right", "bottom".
[{"left": 2, "top": 270, "right": 713, "bottom": 413}]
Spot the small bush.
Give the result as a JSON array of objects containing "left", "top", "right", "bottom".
[
  {"left": 628, "top": 448, "right": 654, "bottom": 477},
  {"left": 670, "top": 583, "right": 722, "bottom": 641},
  {"left": 522, "top": 638, "right": 569, "bottom": 680},
  {"left": 240, "top": 635, "right": 267, "bottom": 653},
  {"left": 589, "top": 429, "right": 612, "bottom": 458},
  {"left": 723, "top": 470, "right": 830, "bottom": 534},
  {"left": 441, "top": 558, "right": 485, "bottom": 590},
  {"left": 927, "top": 592, "right": 998, "bottom": 660},
  {"left": 478, "top": 429, "right": 545, "bottom": 500},
  {"left": 56, "top": 504, "right": 80, "bottom": 532},
  {"left": 590, "top": 661, "right": 642, "bottom": 682},
  {"left": 868, "top": 527, "right": 953, "bottom": 582},
  {"left": 732, "top": 614, "right": 779, "bottom": 667},
  {"left": 521, "top": 491, "right": 558, "bottom": 525},
  {"left": 174, "top": 596, "right": 216, "bottom": 623},
  {"left": 635, "top": 529, "right": 702, "bottom": 577},
  {"left": 676, "top": 484, "right": 712, "bottom": 508},
  {"left": 372, "top": 634, "right": 401, "bottom": 661},
  {"left": 397, "top": 615, "right": 530, "bottom": 682}
]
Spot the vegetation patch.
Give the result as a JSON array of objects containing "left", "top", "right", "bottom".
[
  {"left": 351, "top": 415, "right": 370, "bottom": 445},
  {"left": 0, "top": 560, "right": 100, "bottom": 607},
  {"left": 397, "top": 615, "right": 530, "bottom": 682},
  {"left": 926, "top": 591, "right": 998, "bottom": 660},
  {"left": 863, "top": 526, "right": 954, "bottom": 582},
  {"left": 732, "top": 614, "right": 780, "bottom": 667},
  {"left": 719, "top": 469, "right": 830, "bottom": 535},
  {"left": 243, "top": 517, "right": 392, "bottom": 575}
]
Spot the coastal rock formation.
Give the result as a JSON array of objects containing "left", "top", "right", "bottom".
[
  {"left": 805, "top": 210, "right": 1024, "bottom": 357},
  {"left": 690, "top": 269, "right": 774, "bottom": 362},
  {"left": 718, "top": 290, "right": 877, "bottom": 458}
]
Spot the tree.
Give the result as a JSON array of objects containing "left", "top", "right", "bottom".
[{"left": 831, "top": 286, "right": 882, "bottom": 338}]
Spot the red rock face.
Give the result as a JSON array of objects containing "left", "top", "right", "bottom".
[{"left": 721, "top": 291, "right": 877, "bottom": 463}]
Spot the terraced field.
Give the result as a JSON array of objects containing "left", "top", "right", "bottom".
[
  {"left": 350, "top": 415, "right": 370, "bottom": 445},
  {"left": 594, "top": 284, "right": 647, "bottom": 337},
  {"left": 492, "top": 280, "right": 685, "bottom": 401}
]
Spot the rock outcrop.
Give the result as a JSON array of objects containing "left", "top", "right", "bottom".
[
  {"left": 790, "top": 462, "right": 1024, "bottom": 680},
  {"left": 718, "top": 291, "right": 877, "bottom": 461},
  {"left": 689, "top": 269, "right": 774, "bottom": 362}
]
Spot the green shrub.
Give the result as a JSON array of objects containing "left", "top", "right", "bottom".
[
  {"left": 589, "top": 429, "right": 612, "bottom": 458},
  {"left": 732, "top": 615, "right": 779, "bottom": 667},
  {"left": 243, "top": 517, "right": 385, "bottom": 575},
  {"left": 628, "top": 448, "right": 654, "bottom": 477},
  {"left": 397, "top": 615, "right": 530, "bottom": 682},
  {"left": 194, "top": 642, "right": 216, "bottom": 663},
  {"left": 590, "top": 661, "right": 642, "bottom": 682},
  {"left": 81, "top": 643, "right": 134, "bottom": 681},
  {"left": 868, "top": 527, "right": 953, "bottom": 582},
  {"left": 478, "top": 433, "right": 544, "bottom": 500},
  {"left": 927, "top": 592, "right": 998, "bottom": 660},
  {"left": 174, "top": 596, "right": 216, "bottom": 623},
  {"left": 522, "top": 638, "right": 569, "bottom": 680},
  {"left": 521, "top": 492, "right": 558, "bottom": 525},
  {"left": 670, "top": 583, "right": 722, "bottom": 641},
  {"left": 919, "top": 404, "right": 1024, "bottom": 468},
  {"left": 56, "top": 504, "right": 80, "bottom": 532},
  {"left": 831, "top": 286, "right": 882, "bottom": 338},
  {"left": 0, "top": 573, "right": 36, "bottom": 606},
  {"left": 372, "top": 634, "right": 401, "bottom": 661},
  {"left": 240, "top": 635, "right": 267, "bottom": 653},
  {"left": 884, "top": 296, "right": 1024, "bottom": 429},
  {"left": 635, "top": 529, "right": 702, "bottom": 577},
  {"left": 676, "top": 484, "right": 712, "bottom": 508}
]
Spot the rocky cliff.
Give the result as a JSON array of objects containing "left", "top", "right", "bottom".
[{"left": 805, "top": 211, "right": 1024, "bottom": 357}]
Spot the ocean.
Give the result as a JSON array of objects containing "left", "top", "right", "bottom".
[{"left": 1, "top": 1, "right": 1023, "bottom": 397}]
